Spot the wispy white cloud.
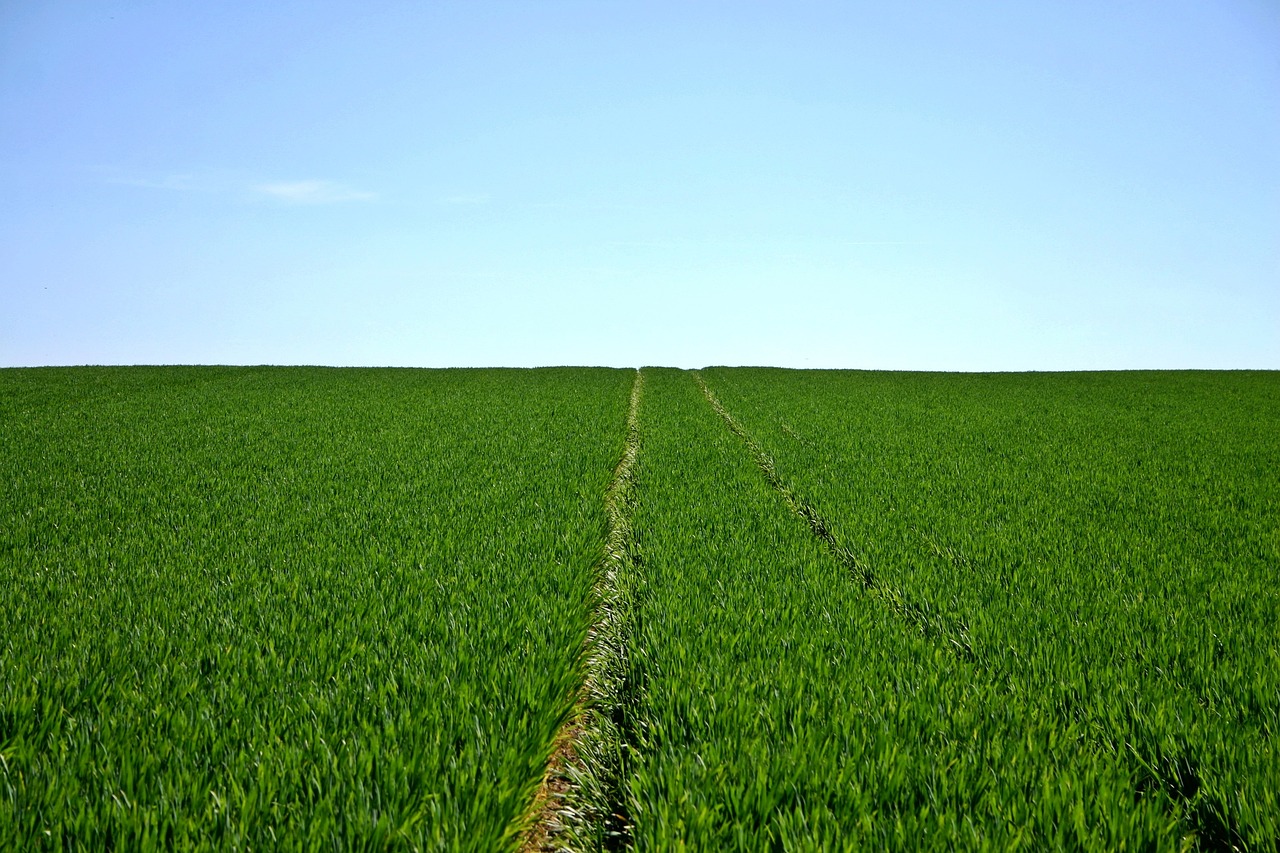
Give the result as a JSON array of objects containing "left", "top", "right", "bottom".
[
  {"left": 100, "top": 168, "right": 376, "bottom": 204},
  {"left": 254, "top": 180, "right": 377, "bottom": 204}
]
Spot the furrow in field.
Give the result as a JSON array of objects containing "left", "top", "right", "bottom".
[
  {"left": 519, "top": 369, "right": 644, "bottom": 852},
  {"left": 693, "top": 371, "right": 975, "bottom": 661}
]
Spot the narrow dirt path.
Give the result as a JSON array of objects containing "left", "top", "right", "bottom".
[{"left": 518, "top": 368, "right": 643, "bottom": 852}]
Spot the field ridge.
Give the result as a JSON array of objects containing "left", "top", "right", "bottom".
[{"left": 519, "top": 368, "right": 644, "bottom": 851}]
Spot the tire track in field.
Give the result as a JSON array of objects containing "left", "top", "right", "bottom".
[
  {"left": 518, "top": 369, "right": 643, "bottom": 852},
  {"left": 693, "top": 371, "right": 976, "bottom": 661}
]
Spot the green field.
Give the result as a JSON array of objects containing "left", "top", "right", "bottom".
[{"left": 2, "top": 366, "right": 1276, "bottom": 850}]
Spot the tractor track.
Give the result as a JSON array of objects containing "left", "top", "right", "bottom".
[
  {"left": 693, "top": 371, "right": 975, "bottom": 662},
  {"left": 517, "top": 369, "right": 643, "bottom": 852}
]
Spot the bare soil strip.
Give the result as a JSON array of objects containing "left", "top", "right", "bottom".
[
  {"left": 518, "top": 369, "right": 643, "bottom": 852},
  {"left": 693, "top": 371, "right": 975, "bottom": 660}
]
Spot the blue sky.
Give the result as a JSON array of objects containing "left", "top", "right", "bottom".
[{"left": 2, "top": 1, "right": 1277, "bottom": 369}]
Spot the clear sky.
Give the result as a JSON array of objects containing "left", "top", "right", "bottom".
[{"left": 2, "top": 1, "right": 1277, "bottom": 370}]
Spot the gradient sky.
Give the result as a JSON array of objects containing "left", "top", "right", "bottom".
[{"left": 3, "top": 1, "right": 1277, "bottom": 369}]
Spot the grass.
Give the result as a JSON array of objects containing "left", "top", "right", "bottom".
[
  {"left": 2, "top": 365, "right": 1276, "bottom": 849},
  {"left": 0, "top": 366, "right": 634, "bottom": 849}
]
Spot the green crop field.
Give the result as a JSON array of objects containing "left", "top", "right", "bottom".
[
  {"left": 0, "top": 366, "right": 635, "bottom": 849},
  {"left": 2, "top": 366, "right": 1276, "bottom": 850}
]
